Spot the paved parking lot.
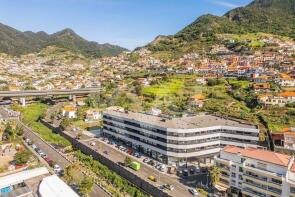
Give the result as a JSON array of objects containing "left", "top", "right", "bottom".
[{"left": 77, "top": 135, "right": 203, "bottom": 197}]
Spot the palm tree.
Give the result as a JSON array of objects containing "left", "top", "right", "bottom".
[{"left": 209, "top": 166, "right": 221, "bottom": 186}]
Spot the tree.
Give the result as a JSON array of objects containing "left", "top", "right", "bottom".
[
  {"left": 15, "top": 125, "right": 24, "bottom": 136},
  {"left": 64, "top": 164, "right": 82, "bottom": 184},
  {"left": 209, "top": 166, "right": 221, "bottom": 186},
  {"left": 76, "top": 130, "right": 83, "bottom": 140},
  {"left": 61, "top": 118, "right": 71, "bottom": 129},
  {"left": 135, "top": 84, "right": 143, "bottom": 96},
  {"left": 124, "top": 156, "right": 132, "bottom": 166},
  {"left": 79, "top": 177, "right": 94, "bottom": 196},
  {"left": 3, "top": 123, "right": 16, "bottom": 141},
  {"left": 77, "top": 107, "right": 87, "bottom": 120},
  {"left": 14, "top": 151, "right": 31, "bottom": 165}
]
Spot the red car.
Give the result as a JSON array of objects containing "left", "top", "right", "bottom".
[{"left": 44, "top": 157, "right": 53, "bottom": 166}]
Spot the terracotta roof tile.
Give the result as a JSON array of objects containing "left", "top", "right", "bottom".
[
  {"left": 222, "top": 146, "right": 291, "bottom": 167},
  {"left": 223, "top": 145, "right": 244, "bottom": 154},
  {"left": 278, "top": 92, "right": 295, "bottom": 97},
  {"left": 241, "top": 148, "right": 291, "bottom": 167}
]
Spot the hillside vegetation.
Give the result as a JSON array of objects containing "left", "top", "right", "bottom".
[
  {"left": 147, "top": 0, "right": 295, "bottom": 59},
  {"left": 0, "top": 24, "right": 127, "bottom": 57}
]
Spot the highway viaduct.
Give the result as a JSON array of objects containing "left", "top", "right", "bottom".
[{"left": 0, "top": 88, "right": 101, "bottom": 106}]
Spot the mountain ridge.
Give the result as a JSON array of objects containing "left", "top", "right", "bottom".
[
  {"left": 0, "top": 23, "right": 127, "bottom": 57},
  {"left": 147, "top": 0, "right": 295, "bottom": 58}
]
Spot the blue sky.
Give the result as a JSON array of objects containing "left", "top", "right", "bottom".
[{"left": 0, "top": 0, "right": 252, "bottom": 49}]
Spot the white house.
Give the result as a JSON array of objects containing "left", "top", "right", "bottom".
[{"left": 62, "top": 106, "right": 77, "bottom": 119}]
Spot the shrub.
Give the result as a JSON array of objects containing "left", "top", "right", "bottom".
[{"left": 14, "top": 151, "right": 31, "bottom": 165}]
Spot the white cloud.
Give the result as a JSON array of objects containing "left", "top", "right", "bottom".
[{"left": 211, "top": 1, "right": 239, "bottom": 8}]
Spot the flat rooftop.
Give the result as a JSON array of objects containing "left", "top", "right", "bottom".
[{"left": 104, "top": 109, "right": 258, "bottom": 130}]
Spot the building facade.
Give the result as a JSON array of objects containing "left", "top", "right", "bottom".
[
  {"left": 215, "top": 146, "right": 295, "bottom": 197},
  {"left": 102, "top": 108, "right": 260, "bottom": 165}
]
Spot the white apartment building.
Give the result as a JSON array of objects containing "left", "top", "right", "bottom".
[
  {"left": 258, "top": 92, "right": 295, "bottom": 107},
  {"left": 102, "top": 108, "right": 260, "bottom": 165},
  {"left": 215, "top": 146, "right": 295, "bottom": 197}
]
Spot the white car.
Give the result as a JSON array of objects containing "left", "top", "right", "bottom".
[
  {"left": 90, "top": 142, "right": 96, "bottom": 146},
  {"left": 188, "top": 188, "right": 199, "bottom": 196},
  {"left": 54, "top": 164, "right": 62, "bottom": 173},
  {"left": 160, "top": 164, "right": 166, "bottom": 172},
  {"left": 143, "top": 158, "right": 150, "bottom": 163},
  {"left": 31, "top": 144, "right": 37, "bottom": 150}
]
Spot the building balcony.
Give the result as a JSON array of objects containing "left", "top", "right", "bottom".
[
  {"left": 242, "top": 188, "right": 266, "bottom": 197},
  {"left": 244, "top": 164, "right": 284, "bottom": 179},
  {"left": 221, "top": 173, "right": 230, "bottom": 181},
  {"left": 243, "top": 174, "right": 282, "bottom": 190},
  {"left": 242, "top": 181, "right": 281, "bottom": 197},
  {"left": 214, "top": 156, "right": 231, "bottom": 165}
]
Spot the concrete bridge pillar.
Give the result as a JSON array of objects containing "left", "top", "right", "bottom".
[
  {"left": 19, "top": 97, "right": 26, "bottom": 107},
  {"left": 68, "top": 95, "right": 76, "bottom": 102}
]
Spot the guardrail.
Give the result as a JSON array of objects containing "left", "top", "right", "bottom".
[{"left": 0, "top": 88, "right": 101, "bottom": 97}]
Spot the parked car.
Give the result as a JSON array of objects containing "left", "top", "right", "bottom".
[
  {"left": 127, "top": 148, "right": 133, "bottom": 155},
  {"left": 37, "top": 149, "right": 44, "bottom": 155},
  {"left": 177, "top": 170, "right": 183, "bottom": 176},
  {"left": 183, "top": 169, "right": 189, "bottom": 176},
  {"left": 27, "top": 139, "right": 33, "bottom": 145},
  {"left": 44, "top": 157, "right": 53, "bottom": 166},
  {"left": 90, "top": 142, "right": 96, "bottom": 146},
  {"left": 163, "top": 184, "right": 174, "bottom": 191},
  {"left": 160, "top": 164, "right": 166, "bottom": 172},
  {"left": 188, "top": 188, "right": 199, "bottom": 196},
  {"left": 148, "top": 160, "right": 155, "bottom": 166},
  {"left": 40, "top": 152, "right": 47, "bottom": 158},
  {"left": 54, "top": 164, "right": 62, "bottom": 174},
  {"left": 47, "top": 160, "right": 54, "bottom": 167},
  {"left": 134, "top": 152, "right": 141, "bottom": 158},
  {"left": 156, "top": 163, "right": 161, "bottom": 170},
  {"left": 148, "top": 175, "right": 157, "bottom": 182},
  {"left": 31, "top": 144, "right": 37, "bottom": 150},
  {"left": 143, "top": 158, "right": 150, "bottom": 163}
]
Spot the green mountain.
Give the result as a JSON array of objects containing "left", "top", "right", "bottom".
[
  {"left": 147, "top": 0, "right": 295, "bottom": 58},
  {"left": 0, "top": 24, "right": 127, "bottom": 57}
]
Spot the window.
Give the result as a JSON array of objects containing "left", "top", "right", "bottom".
[
  {"left": 231, "top": 172, "right": 236, "bottom": 178},
  {"left": 270, "top": 178, "right": 282, "bottom": 185},
  {"left": 257, "top": 162, "right": 267, "bottom": 170},
  {"left": 238, "top": 175, "right": 243, "bottom": 181}
]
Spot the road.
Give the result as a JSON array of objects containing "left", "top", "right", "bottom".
[
  {"left": 18, "top": 120, "right": 110, "bottom": 197},
  {"left": 0, "top": 87, "right": 101, "bottom": 97},
  {"left": 0, "top": 107, "right": 9, "bottom": 119},
  {"left": 66, "top": 131, "right": 198, "bottom": 197}
]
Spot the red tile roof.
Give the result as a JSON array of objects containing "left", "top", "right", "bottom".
[
  {"left": 279, "top": 92, "right": 295, "bottom": 97},
  {"left": 223, "top": 145, "right": 244, "bottom": 154},
  {"left": 222, "top": 146, "right": 291, "bottom": 167}
]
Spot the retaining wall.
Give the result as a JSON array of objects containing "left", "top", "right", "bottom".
[{"left": 61, "top": 131, "right": 171, "bottom": 197}]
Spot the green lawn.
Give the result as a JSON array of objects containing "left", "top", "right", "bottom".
[
  {"left": 17, "top": 103, "right": 71, "bottom": 147},
  {"left": 261, "top": 107, "right": 295, "bottom": 132},
  {"left": 143, "top": 78, "right": 185, "bottom": 97},
  {"left": 227, "top": 78, "right": 251, "bottom": 89}
]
